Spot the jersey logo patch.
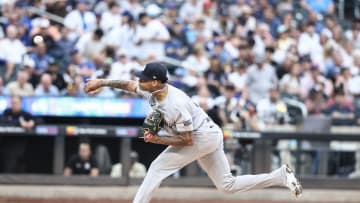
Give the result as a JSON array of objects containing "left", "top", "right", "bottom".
[{"left": 183, "top": 120, "right": 192, "bottom": 126}]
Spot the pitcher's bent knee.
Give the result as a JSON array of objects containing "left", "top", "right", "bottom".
[{"left": 217, "top": 175, "right": 237, "bottom": 194}]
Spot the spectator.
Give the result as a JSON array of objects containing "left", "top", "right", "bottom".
[
  {"left": 204, "top": 56, "right": 227, "bottom": 91},
  {"left": 228, "top": 61, "right": 248, "bottom": 94},
  {"left": 256, "top": 85, "right": 289, "bottom": 127},
  {"left": 99, "top": 2, "right": 121, "bottom": 33},
  {"left": 324, "top": 87, "right": 355, "bottom": 123},
  {"left": 0, "top": 96, "right": 35, "bottom": 173},
  {"left": 93, "top": 0, "right": 114, "bottom": 14},
  {"left": 182, "top": 43, "right": 210, "bottom": 77},
  {"left": 305, "top": 85, "right": 327, "bottom": 115},
  {"left": 91, "top": 58, "right": 116, "bottom": 98},
  {"left": 110, "top": 151, "right": 146, "bottom": 178},
  {"left": 120, "top": 0, "right": 144, "bottom": 18},
  {"left": 191, "top": 17, "right": 212, "bottom": 43},
  {"left": 165, "top": 19, "right": 189, "bottom": 60},
  {"left": 297, "top": 22, "right": 322, "bottom": 63},
  {"left": 279, "top": 62, "right": 302, "bottom": 97},
  {"left": 1, "top": 96, "right": 35, "bottom": 130},
  {"left": 335, "top": 68, "right": 352, "bottom": 97},
  {"left": 179, "top": 0, "right": 202, "bottom": 24},
  {"left": 134, "top": 11, "right": 170, "bottom": 61},
  {"left": 246, "top": 53, "right": 278, "bottom": 105},
  {"left": 75, "top": 28, "right": 106, "bottom": 61},
  {"left": 34, "top": 73, "right": 60, "bottom": 96},
  {"left": 30, "top": 18, "right": 61, "bottom": 58},
  {"left": 57, "top": 27, "right": 74, "bottom": 73},
  {"left": 261, "top": 6, "right": 281, "bottom": 38},
  {"left": 0, "top": 25, "right": 27, "bottom": 82},
  {"left": 64, "top": 141, "right": 99, "bottom": 177},
  {"left": 105, "top": 11, "right": 137, "bottom": 57},
  {"left": 64, "top": 0, "right": 97, "bottom": 41},
  {"left": 111, "top": 50, "right": 142, "bottom": 80},
  {"left": 209, "top": 40, "right": 232, "bottom": 64},
  {"left": 69, "top": 49, "right": 96, "bottom": 81},
  {"left": 163, "top": 2, "right": 179, "bottom": 26},
  {"left": 6, "top": 71, "right": 34, "bottom": 96},
  {"left": 344, "top": 19, "right": 360, "bottom": 51},
  {"left": 214, "top": 83, "right": 239, "bottom": 127},
  {"left": 349, "top": 69, "right": 360, "bottom": 99},
  {"left": 45, "top": 60, "right": 67, "bottom": 91},
  {"left": 276, "top": 53, "right": 296, "bottom": 82},
  {"left": 239, "top": 5, "right": 257, "bottom": 35},
  {"left": 61, "top": 75, "right": 86, "bottom": 97},
  {"left": 30, "top": 42, "right": 54, "bottom": 74},
  {"left": 22, "top": 55, "right": 40, "bottom": 89},
  {"left": 276, "top": 25, "right": 295, "bottom": 53},
  {"left": 46, "top": 0, "right": 67, "bottom": 18},
  {"left": 300, "top": 65, "right": 333, "bottom": 99},
  {"left": 191, "top": 84, "right": 215, "bottom": 111}
]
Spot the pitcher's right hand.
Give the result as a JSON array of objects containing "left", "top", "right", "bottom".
[{"left": 84, "top": 79, "right": 103, "bottom": 95}]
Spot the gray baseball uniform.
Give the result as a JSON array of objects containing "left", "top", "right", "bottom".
[{"left": 133, "top": 84, "right": 287, "bottom": 203}]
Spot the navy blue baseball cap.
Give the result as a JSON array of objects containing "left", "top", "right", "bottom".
[{"left": 135, "top": 62, "right": 168, "bottom": 83}]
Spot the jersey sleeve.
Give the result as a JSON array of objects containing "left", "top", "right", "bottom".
[{"left": 174, "top": 108, "right": 194, "bottom": 132}]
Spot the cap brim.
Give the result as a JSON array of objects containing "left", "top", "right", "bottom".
[{"left": 134, "top": 70, "right": 151, "bottom": 80}]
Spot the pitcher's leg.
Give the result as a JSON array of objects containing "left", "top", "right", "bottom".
[
  {"left": 198, "top": 147, "right": 286, "bottom": 194},
  {"left": 133, "top": 145, "right": 201, "bottom": 203}
]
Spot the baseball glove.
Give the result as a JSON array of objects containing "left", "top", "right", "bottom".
[{"left": 142, "top": 109, "right": 164, "bottom": 135}]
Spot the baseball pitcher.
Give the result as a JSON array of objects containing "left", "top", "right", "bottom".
[{"left": 84, "top": 62, "right": 302, "bottom": 203}]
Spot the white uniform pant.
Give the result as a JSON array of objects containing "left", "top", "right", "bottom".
[{"left": 133, "top": 129, "right": 286, "bottom": 203}]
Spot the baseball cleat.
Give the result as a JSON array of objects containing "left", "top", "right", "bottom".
[{"left": 283, "top": 164, "right": 302, "bottom": 197}]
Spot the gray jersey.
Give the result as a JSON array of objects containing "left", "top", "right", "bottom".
[
  {"left": 133, "top": 85, "right": 292, "bottom": 203},
  {"left": 136, "top": 84, "right": 216, "bottom": 135}
]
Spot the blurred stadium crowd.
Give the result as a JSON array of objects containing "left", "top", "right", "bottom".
[{"left": 0, "top": 0, "right": 360, "bottom": 130}]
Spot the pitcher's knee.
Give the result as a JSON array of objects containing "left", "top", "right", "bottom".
[{"left": 217, "top": 175, "right": 236, "bottom": 194}]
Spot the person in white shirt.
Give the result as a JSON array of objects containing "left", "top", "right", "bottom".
[
  {"left": 84, "top": 62, "right": 302, "bottom": 203},
  {"left": 182, "top": 43, "right": 210, "bottom": 76},
  {"left": 6, "top": 71, "right": 34, "bottom": 96},
  {"left": 75, "top": 28, "right": 106, "bottom": 61},
  {"left": 279, "top": 62, "right": 302, "bottom": 97},
  {"left": 0, "top": 25, "right": 27, "bottom": 81},
  {"left": 105, "top": 11, "right": 137, "bottom": 57},
  {"left": 99, "top": 2, "right": 122, "bottom": 33},
  {"left": 120, "top": 0, "right": 144, "bottom": 19},
  {"left": 348, "top": 73, "right": 360, "bottom": 97},
  {"left": 179, "top": 0, "right": 203, "bottom": 24},
  {"left": 64, "top": 0, "right": 97, "bottom": 41},
  {"left": 109, "top": 51, "right": 136, "bottom": 81},
  {"left": 134, "top": 12, "right": 170, "bottom": 61},
  {"left": 297, "top": 22, "right": 322, "bottom": 62},
  {"left": 34, "top": 73, "right": 59, "bottom": 96},
  {"left": 256, "top": 85, "right": 289, "bottom": 125},
  {"left": 228, "top": 61, "right": 248, "bottom": 94},
  {"left": 344, "top": 19, "right": 360, "bottom": 51}
]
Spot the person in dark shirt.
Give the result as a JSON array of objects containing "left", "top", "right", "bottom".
[
  {"left": 324, "top": 87, "right": 354, "bottom": 125},
  {"left": 64, "top": 142, "right": 99, "bottom": 176},
  {"left": 1, "top": 96, "right": 34, "bottom": 130},
  {"left": 0, "top": 96, "right": 35, "bottom": 173},
  {"left": 45, "top": 59, "right": 67, "bottom": 91}
]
